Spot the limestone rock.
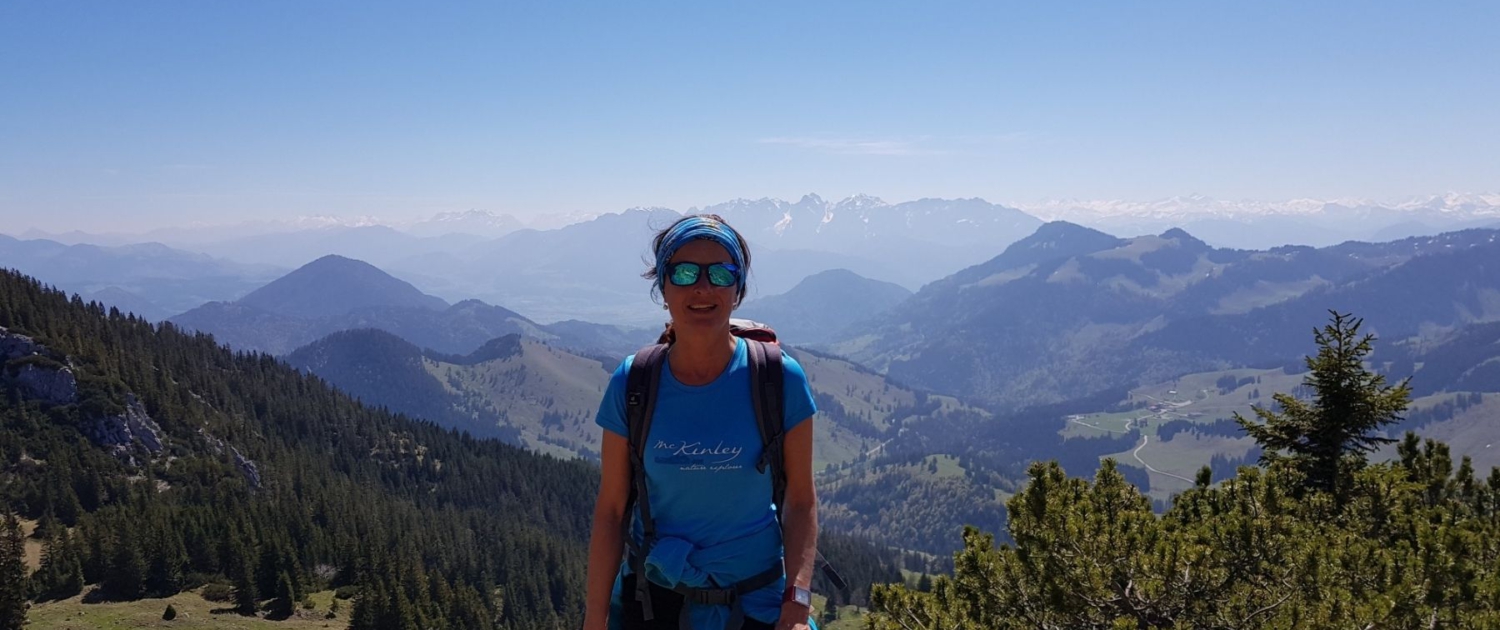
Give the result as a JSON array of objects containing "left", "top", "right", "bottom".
[
  {"left": 199, "top": 429, "right": 264, "bottom": 489},
  {"left": 2, "top": 326, "right": 79, "bottom": 404},
  {"left": 0, "top": 326, "right": 43, "bottom": 360},
  {"left": 14, "top": 362, "right": 78, "bottom": 404},
  {"left": 231, "top": 447, "right": 262, "bottom": 489},
  {"left": 81, "top": 394, "right": 166, "bottom": 465}
]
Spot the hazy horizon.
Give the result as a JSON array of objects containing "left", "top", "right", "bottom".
[
  {"left": 4, "top": 2, "right": 1498, "bottom": 234},
  {"left": 7, "top": 190, "right": 1500, "bottom": 239}
]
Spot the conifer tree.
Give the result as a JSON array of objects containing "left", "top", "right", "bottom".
[
  {"left": 144, "top": 529, "right": 185, "bottom": 598},
  {"left": 450, "top": 583, "right": 494, "bottom": 630},
  {"left": 270, "top": 571, "right": 295, "bottom": 618},
  {"left": 348, "top": 587, "right": 379, "bottom": 630},
  {"left": 232, "top": 554, "right": 259, "bottom": 615},
  {"left": 1235, "top": 311, "right": 1411, "bottom": 498},
  {"left": 104, "top": 532, "right": 146, "bottom": 600},
  {"left": 33, "top": 512, "right": 59, "bottom": 541},
  {"left": 33, "top": 532, "right": 83, "bottom": 601},
  {"left": 0, "top": 515, "right": 28, "bottom": 630},
  {"left": 80, "top": 524, "right": 108, "bottom": 585}
]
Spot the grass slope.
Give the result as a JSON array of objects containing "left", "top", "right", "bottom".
[
  {"left": 20, "top": 517, "right": 40, "bottom": 573},
  {"left": 27, "top": 589, "right": 342, "bottom": 630},
  {"left": 1389, "top": 396, "right": 1500, "bottom": 471},
  {"left": 399, "top": 341, "right": 951, "bottom": 470},
  {"left": 1065, "top": 365, "right": 1500, "bottom": 502},
  {"left": 425, "top": 338, "right": 611, "bottom": 459}
]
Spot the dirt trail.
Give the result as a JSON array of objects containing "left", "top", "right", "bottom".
[{"left": 1132, "top": 435, "right": 1196, "bottom": 484}]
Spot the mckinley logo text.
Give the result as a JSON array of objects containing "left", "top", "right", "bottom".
[{"left": 654, "top": 440, "right": 744, "bottom": 465}]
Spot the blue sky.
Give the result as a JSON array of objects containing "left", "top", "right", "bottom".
[{"left": 2, "top": 1, "right": 1497, "bottom": 233}]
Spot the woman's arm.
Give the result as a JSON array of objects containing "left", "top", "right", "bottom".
[
  {"left": 584, "top": 431, "right": 632, "bottom": 630},
  {"left": 778, "top": 417, "right": 817, "bottom": 630}
]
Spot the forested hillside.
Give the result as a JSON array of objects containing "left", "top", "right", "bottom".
[{"left": 0, "top": 269, "right": 598, "bottom": 628}]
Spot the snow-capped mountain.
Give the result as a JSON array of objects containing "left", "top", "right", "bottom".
[
  {"left": 1020, "top": 193, "right": 1500, "bottom": 222},
  {"left": 406, "top": 210, "right": 525, "bottom": 238},
  {"left": 672, "top": 194, "right": 1043, "bottom": 293},
  {"left": 1391, "top": 193, "right": 1500, "bottom": 215},
  {"left": 1020, "top": 195, "right": 1346, "bottom": 221},
  {"left": 696, "top": 193, "right": 1042, "bottom": 254},
  {"left": 15, "top": 215, "right": 392, "bottom": 247}
]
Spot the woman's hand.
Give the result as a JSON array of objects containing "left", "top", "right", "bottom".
[{"left": 776, "top": 602, "right": 812, "bottom": 630}]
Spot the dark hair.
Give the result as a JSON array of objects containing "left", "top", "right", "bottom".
[{"left": 642, "top": 213, "right": 753, "bottom": 305}]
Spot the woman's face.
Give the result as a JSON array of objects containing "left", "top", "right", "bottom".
[{"left": 662, "top": 239, "right": 738, "bottom": 334}]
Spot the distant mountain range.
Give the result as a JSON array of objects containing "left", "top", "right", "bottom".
[
  {"left": 170, "top": 254, "right": 652, "bottom": 356},
  {"left": 8, "top": 196, "right": 1046, "bottom": 324},
  {"left": 0, "top": 233, "right": 283, "bottom": 319},
  {"left": 14, "top": 211, "right": 527, "bottom": 246},
  {"left": 406, "top": 209, "right": 526, "bottom": 238},
  {"left": 737, "top": 269, "right": 913, "bottom": 345},
  {"left": 371, "top": 196, "right": 1043, "bottom": 324},
  {"left": 1020, "top": 193, "right": 1500, "bottom": 249},
  {"left": 831, "top": 223, "right": 1500, "bottom": 409},
  {"left": 697, "top": 194, "right": 1043, "bottom": 286},
  {"left": 14, "top": 192, "right": 1500, "bottom": 324}
]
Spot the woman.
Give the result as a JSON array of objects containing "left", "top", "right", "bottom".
[{"left": 583, "top": 215, "right": 819, "bottom": 630}]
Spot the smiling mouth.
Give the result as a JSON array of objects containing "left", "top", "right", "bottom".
[{"left": 688, "top": 305, "right": 717, "bottom": 312}]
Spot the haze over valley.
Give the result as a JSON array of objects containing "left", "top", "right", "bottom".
[{"left": 10, "top": 207, "right": 1499, "bottom": 560}]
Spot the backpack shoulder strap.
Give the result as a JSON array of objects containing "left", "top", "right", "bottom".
[
  {"left": 746, "top": 340, "right": 787, "bottom": 511},
  {"left": 625, "top": 344, "right": 668, "bottom": 458},
  {"left": 747, "top": 341, "right": 851, "bottom": 595},
  {"left": 622, "top": 343, "right": 667, "bottom": 621}
]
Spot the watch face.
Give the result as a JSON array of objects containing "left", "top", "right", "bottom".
[{"left": 789, "top": 587, "right": 811, "bottom": 606}]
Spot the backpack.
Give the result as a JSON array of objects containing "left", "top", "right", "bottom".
[{"left": 621, "top": 319, "right": 844, "bottom": 629}]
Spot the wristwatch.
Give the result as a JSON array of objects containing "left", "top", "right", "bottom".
[{"left": 784, "top": 585, "right": 812, "bottom": 608}]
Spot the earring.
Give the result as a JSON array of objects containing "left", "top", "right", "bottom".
[{"left": 662, "top": 303, "right": 670, "bottom": 310}]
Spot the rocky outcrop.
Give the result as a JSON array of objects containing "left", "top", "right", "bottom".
[
  {"left": 13, "top": 362, "right": 78, "bottom": 404},
  {"left": 0, "top": 326, "right": 43, "bottom": 359},
  {"left": 2, "top": 327, "right": 175, "bottom": 468},
  {"left": 2, "top": 326, "right": 79, "bottom": 404},
  {"left": 80, "top": 394, "right": 166, "bottom": 466},
  {"left": 199, "top": 429, "right": 264, "bottom": 489},
  {"left": 231, "top": 447, "right": 262, "bottom": 489}
]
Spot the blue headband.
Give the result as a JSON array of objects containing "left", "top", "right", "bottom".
[{"left": 655, "top": 216, "right": 747, "bottom": 296}]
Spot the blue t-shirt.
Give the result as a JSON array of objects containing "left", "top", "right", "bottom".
[{"left": 597, "top": 337, "right": 816, "bottom": 623}]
